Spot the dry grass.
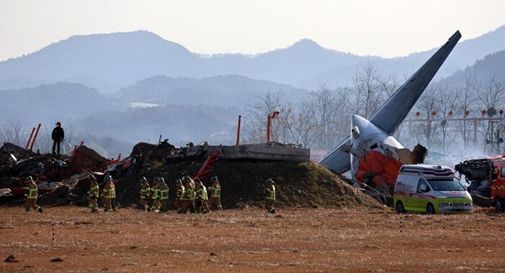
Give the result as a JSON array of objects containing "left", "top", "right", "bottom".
[{"left": 1, "top": 207, "right": 505, "bottom": 273}]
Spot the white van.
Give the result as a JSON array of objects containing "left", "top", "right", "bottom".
[{"left": 393, "top": 164, "right": 473, "bottom": 214}]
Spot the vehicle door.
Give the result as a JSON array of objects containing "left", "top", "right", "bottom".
[
  {"left": 413, "top": 178, "right": 431, "bottom": 211},
  {"left": 492, "top": 166, "right": 505, "bottom": 199},
  {"left": 404, "top": 176, "right": 420, "bottom": 210}
]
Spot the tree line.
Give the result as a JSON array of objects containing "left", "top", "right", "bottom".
[{"left": 243, "top": 64, "right": 505, "bottom": 157}]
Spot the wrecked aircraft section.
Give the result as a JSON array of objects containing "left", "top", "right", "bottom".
[{"left": 319, "top": 31, "right": 462, "bottom": 204}]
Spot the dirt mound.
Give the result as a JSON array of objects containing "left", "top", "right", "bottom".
[{"left": 116, "top": 160, "right": 381, "bottom": 209}]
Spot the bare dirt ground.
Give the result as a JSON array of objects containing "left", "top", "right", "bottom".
[{"left": 1, "top": 206, "right": 505, "bottom": 273}]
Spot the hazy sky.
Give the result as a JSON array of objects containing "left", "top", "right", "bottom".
[{"left": 1, "top": 0, "right": 504, "bottom": 61}]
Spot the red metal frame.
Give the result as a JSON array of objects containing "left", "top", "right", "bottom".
[
  {"left": 193, "top": 150, "right": 222, "bottom": 180},
  {"left": 25, "top": 127, "right": 36, "bottom": 150},
  {"left": 29, "top": 123, "right": 41, "bottom": 151}
]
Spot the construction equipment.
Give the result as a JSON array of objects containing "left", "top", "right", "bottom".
[{"left": 455, "top": 156, "right": 505, "bottom": 212}]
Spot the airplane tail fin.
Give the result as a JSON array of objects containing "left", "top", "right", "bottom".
[
  {"left": 320, "top": 31, "right": 461, "bottom": 174},
  {"left": 370, "top": 31, "right": 461, "bottom": 134}
]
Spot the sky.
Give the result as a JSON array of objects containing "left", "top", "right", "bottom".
[{"left": 1, "top": 0, "right": 505, "bottom": 61}]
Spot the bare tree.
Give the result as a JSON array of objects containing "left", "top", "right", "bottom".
[
  {"left": 416, "top": 88, "right": 440, "bottom": 148},
  {"left": 0, "top": 119, "right": 24, "bottom": 146},
  {"left": 352, "top": 63, "right": 395, "bottom": 118},
  {"left": 278, "top": 102, "right": 317, "bottom": 147},
  {"left": 474, "top": 75, "right": 505, "bottom": 152},
  {"left": 435, "top": 85, "right": 458, "bottom": 152},
  {"left": 456, "top": 75, "right": 477, "bottom": 150},
  {"left": 308, "top": 87, "right": 352, "bottom": 149},
  {"left": 476, "top": 75, "right": 505, "bottom": 111},
  {"left": 244, "top": 92, "right": 283, "bottom": 144}
]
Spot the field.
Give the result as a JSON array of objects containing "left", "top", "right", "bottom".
[{"left": 1, "top": 207, "right": 505, "bottom": 273}]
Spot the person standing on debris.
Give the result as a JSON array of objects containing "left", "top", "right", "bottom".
[
  {"left": 151, "top": 177, "right": 161, "bottom": 212},
  {"left": 195, "top": 180, "right": 211, "bottom": 213},
  {"left": 87, "top": 175, "right": 99, "bottom": 213},
  {"left": 174, "top": 179, "right": 184, "bottom": 211},
  {"left": 102, "top": 175, "right": 117, "bottom": 212},
  {"left": 208, "top": 176, "right": 222, "bottom": 210},
  {"left": 139, "top": 177, "right": 151, "bottom": 211},
  {"left": 23, "top": 176, "right": 43, "bottom": 213},
  {"left": 265, "top": 178, "right": 276, "bottom": 213},
  {"left": 158, "top": 177, "right": 169, "bottom": 213},
  {"left": 51, "top": 122, "right": 65, "bottom": 156}
]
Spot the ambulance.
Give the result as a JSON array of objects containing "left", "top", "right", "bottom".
[{"left": 393, "top": 164, "right": 473, "bottom": 214}]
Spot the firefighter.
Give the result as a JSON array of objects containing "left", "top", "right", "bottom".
[
  {"left": 102, "top": 175, "right": 117, "bottom": 212},
  {"left": 151, "top": 177, "right": 161, "bottom": 212},
  {"left": 158, "top": 177, "right": 169, "bottom": 213},
  {"left": 265, "top": 178, "right": 276, "bottom": 213},
  {"left": 194, "top": 179, "right": 202, "bottom": 211},
  {"left": 174, "top": 179, "right": 184, "bottom": 210},
  {"left": 87, "top": 175, "right": 99, "bottom": 213},
  {"left": 189, "top": 176, "right": 197, "bottom": 213},
  {"left": 23, "top": 176, "right": 43, "bottom": 213},
  {"left": 139, "top": 177, "right": 151, "bottom": 211},
  {"left": 195, "top": 180, "right": 211, "bottom": 213},
  {"left": 208, "top": 176, "right": 222, "bottom": 210},
  {"left": 178, "top": 176, "right": 194, "bottom": 213}
]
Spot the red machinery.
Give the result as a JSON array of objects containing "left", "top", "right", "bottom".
[{"left": 455, "top": 156, "right": 505, "bottom": 212}]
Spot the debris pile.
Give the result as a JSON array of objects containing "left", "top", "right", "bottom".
[
  {"left": 71, "top": 145, "right": 109, "bottom": 172},
  {"left": 0, "top": 142, "right": 108, "bottom": 205},
  {"left": 0, "top": 141, "right": 381, "bottom": 209}
]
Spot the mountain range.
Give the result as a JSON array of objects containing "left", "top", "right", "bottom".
[
  {"left": 117, "top": 74, "right": 308, "bottom": 107},
  {"left": 2, "top": 26, "right": 505, "bottom": 156},
  {"left": 1, "top": 26, "right": 505, "bottom": 92},
  {"left": 435, "top": 50, "right": 505, "bottom": 88}
]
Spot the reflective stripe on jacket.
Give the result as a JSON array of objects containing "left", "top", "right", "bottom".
[
  {"left": 266, "top": 185, "right": 276, "bottom": 200},
  {"left": 140, "top": 187, "right": 150, "bottom": 199},
  {"left": 159, "top": 189, "right": 169, "bottom": 200},
  {"left": 151, "top": 188, "right": 159, "bottom": 200},
  {"left": 182, "top": 186, "right": 193, "bottom": 200},
  {"left": 88, "top": 185, "right": 99, "bottom": 198},
  {"left": 26, "top": 186, "right": 38, "bottom": 199},
  {"left": 103, "top": 185, "right": 116, "bottom": 199},
  {"left": 209, "top": 186, "right": 221, "bottom": 198},
  {"left": 196, "top": 187, "right": 208, "bottom": 201},
  {"left": 176, "top": 186, "right": 185, "bottom": 200}
]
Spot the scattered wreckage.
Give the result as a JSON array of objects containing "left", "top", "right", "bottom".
[
  {"left": 0, "top": 140, "right": 198, "bottom": 205},
  {"left": 455, "top": 156, "right": 505, "bottom": 212}
]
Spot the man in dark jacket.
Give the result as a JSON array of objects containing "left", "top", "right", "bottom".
[{"left": 51, "top": 122, "right": 64, "bottom": 156}]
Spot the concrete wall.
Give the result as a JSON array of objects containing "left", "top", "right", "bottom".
[{"left": 209, "top": 144, "right": 310, "bottom": 162}]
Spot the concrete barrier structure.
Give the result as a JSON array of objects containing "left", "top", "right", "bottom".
[{"left": 208, "top": 143, "right": 310, "bottom": 162}]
